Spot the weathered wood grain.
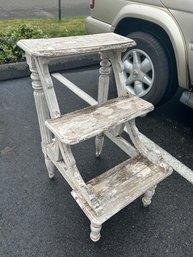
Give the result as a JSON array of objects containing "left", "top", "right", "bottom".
[
  {"left": 72, "top": 154, "right": 172, "bottom": 224},
  {"left": 45, "top": 95, "right": 154, "bottom": 145},
  {"left": 35, "top": 57, "right": 61, "bottom": 119},
  {"left": 26, "top": 54, "right": 55, "bottom": 179},
  {"left": 95, "top": 51, "right": 111, "bottom": 157},
  {"left": 17, "top": 33, "right": 136, "bottom": 57}
]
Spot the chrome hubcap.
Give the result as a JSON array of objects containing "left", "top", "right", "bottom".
[{"left": 123, "top": 49, "right": 155, "bottom": 97}]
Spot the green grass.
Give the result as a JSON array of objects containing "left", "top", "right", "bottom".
[
  {"left": 0, "top": 17, "right": 87, "bottom": 64},
  {"left": 0, "top": 17, "right": 86, "bottom": 38}
]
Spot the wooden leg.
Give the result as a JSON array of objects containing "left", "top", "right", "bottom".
[
  {"left": 26, "top": 54, "right": 55, "bottom": 179},
  {"left": 109, "top": 49, "right": 128, "bottom": 96},
  {"left": 142, "top": 185, "right": 157, "bottom": 207},
  {"left": 95, "top": 51, "right": 110, "bottom": 157},
  {"left": 90, "top": 222, "right": 102, "bottom": 242},
  {"left": 45, "top": 156, "right": 55, "bottom": 179},
  {"left": 95, "top": 133, "right": 104, "bottom": 158}
]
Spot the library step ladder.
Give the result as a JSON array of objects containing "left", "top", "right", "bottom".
[{"left": 17, "top": 33, "right": 173, "bottom": 242}]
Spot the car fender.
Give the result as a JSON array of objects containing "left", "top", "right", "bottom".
[{"left": 112, "top": 3, "right": 189, "bottom": 89}]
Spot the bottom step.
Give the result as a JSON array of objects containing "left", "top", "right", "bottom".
[{"left": 72, "top": 154, "right": 172, "bottom": 224}]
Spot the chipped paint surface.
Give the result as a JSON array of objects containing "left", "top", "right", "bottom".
[
  {"left": 45, "top": 95, "right": 153, "bottom": 144},
  {"left": 20, "top": 32, "right": 173, "bottom": 242},
  {"left": 17, "top": 33, "right": 136, "bottom": 57},
  {"left": 72, "top": 154, "right": 172, "bottom": 223}
]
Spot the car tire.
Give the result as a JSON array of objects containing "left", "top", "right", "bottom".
[{"left": 122, "top": 31, "right": 175, "bottom": 106}]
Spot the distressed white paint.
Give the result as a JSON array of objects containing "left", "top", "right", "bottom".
[
  {"left": 72, "top": 154, "right": 172, "bottom": 224},
  {"left": 142, "top": 185, "right": 157, "bottom": 207},
  {"left": 26, "top": 54, "right": 55, "bottom": 179},
  {"left": 35, "top": 57, "right": 61, "bottom": 119},
  {"left": 18, "top": 33, "right": 175, "bottom": 242},
  {"left": 95, "top": 51, "right": 111, "bottom": 157},
  {"left": 17, "top": 33, "right": 135, "bottom": 57},
  {"left": 45, "top": 95, "right": 153, "bottom": 145}
]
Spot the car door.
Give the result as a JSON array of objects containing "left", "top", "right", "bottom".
[{"left": 161, "top": 0, "right": 193, "bottom": 82}]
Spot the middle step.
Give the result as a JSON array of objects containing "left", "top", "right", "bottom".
[{"left": 45, "top": 95, "right": 153, "bottom": 145}]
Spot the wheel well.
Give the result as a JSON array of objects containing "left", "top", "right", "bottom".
[{"left": 115, "top": 18, "right": 178, "bottom": 84}]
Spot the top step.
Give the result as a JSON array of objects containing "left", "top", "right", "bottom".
[
  {"left": 17, "top": 33, "right": 135, "bottom": 57},
  {"left": 45, "top": 95, "right": 154, "bottom": 145}
]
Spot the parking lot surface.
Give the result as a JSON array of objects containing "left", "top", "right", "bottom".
[
  {"left": 0, "top": 0, "right": 89, "bottom": 19},
  {"left": 0, "top": 66, "right": 193, "bottom": 257}
]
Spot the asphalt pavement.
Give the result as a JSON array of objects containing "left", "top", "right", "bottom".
[
  {"left": 0, "top": 0, "right": 89, "bottom": 19},
  {"left": 0, "top": 66, "right": 193, "bottom": 257}
]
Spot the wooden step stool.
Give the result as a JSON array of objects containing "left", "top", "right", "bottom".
[{"left": 17, "top": 33, "right": 173, "bottom": 242}]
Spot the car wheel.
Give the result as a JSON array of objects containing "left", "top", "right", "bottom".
[{"left": 123, "top": 31, "right": 172, "bottom": 105}]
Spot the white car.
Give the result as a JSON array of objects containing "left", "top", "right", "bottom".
[{"left": 86, "top": 0, "right": 193, "bottom": 107}]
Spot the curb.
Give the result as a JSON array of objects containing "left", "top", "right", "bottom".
[{"left": 0, "top": 54, "right": 100, "bottom": 81}]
